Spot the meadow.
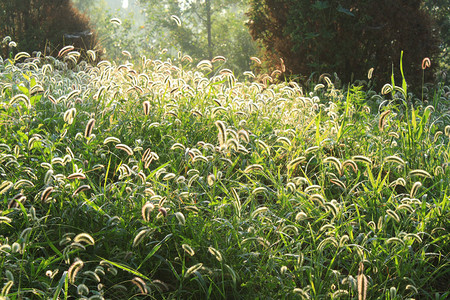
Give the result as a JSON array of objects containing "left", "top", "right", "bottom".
[{"left": 0, "top": 48, "right": 449, "bottom": 299}]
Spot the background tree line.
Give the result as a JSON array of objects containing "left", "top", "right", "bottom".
[
  {"left": 247, "top": 0, "right": 447, "bottom": 88},
  {"left": 0, "top": 0, "right": 98, "bottom": 59},
  {"left": 70, "top": 0, "right": 258, "bottom": 73},
  {"left": 1, "top": 0, "right": 448, "bottom": 87}
]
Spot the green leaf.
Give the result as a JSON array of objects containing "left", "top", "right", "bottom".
[
  {"left": 337, "top": 5, "right": 354, "bottom": 16},
  {"left": 18, "top": 85, "right": 29, "bottom": 96},
  {"left": 30, "top": 94, "right": 42, "bottom": 106},
  {"left": 98, "top": 257, "right": 151, "bottom": 281},
  {"left": 391, "top": 65, "right": 396, "bottom": 97},
  {"left": 138, "top": 233, "right": 172, "bottom": 269},
  {"left": 411, "top": 106, "right": 417, "bottom": 131},
  {"left": 399, "top": 50, "right": 407, "bottom": 96},
  {"left": 315, "top": 113, "right": 321, "bottom": 145},
  {"left": 53, "top": 271, "right": 68, "bottom": 300}
]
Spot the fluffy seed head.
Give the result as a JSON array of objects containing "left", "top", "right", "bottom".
[
  {"left": 368, "top": 67, "right": 374, "bottom": 79},
  {"left": 357, "top": 262, "right": 368, "bottom": 300},
  {"left": 131, "top": 277, "right": 148, "bottom": 294},
  {"left": 422, "top": 57, "right": 431, "bottom": 70},
  {"left": 170, "top": 15, "right": 181, "bottom": 26},
  {"left": 378, "top": 109, "right": 391, "bottom": 131},
  {"left": 84, "top": 118, "right": 96, "bottom": 138},
  {"left": 143, "top": 101, "right": 150, "bottom": 115},
  {"left": 250, "top": 56, "right": 261, "bottom": 64},
  {"left": 41, "top": 186, "right": 54, "bottom": 202},
  {"left": 58, "top": 45, "right": 74, "bottom": 57},
  {"left": 141, "top": 202, "right": 154, "bottom": 222},
  {"left": 68, "top": 258, "right": 84, "bottom": 284},
  {"left": 185, "top": 263, "right": 203, "bottom": 276},
  {"left": 182, "top": 244, "right": 195, "bottom": 256},
  {"left": 115, "top": 144, "right": 134, "bottom": 156},
  {"left": 110, "top": 18, "right": 122, "bottom": 25},
  {"left": 208, "top": 246, "right": 223, "bottom": 262}
]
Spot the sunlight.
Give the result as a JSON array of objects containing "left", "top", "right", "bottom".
[{"left": 122, "top": 0, "right": 128, "bottom": 9}]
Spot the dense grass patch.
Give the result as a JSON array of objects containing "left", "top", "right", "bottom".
[{"left": 0, "top": 52, "right": 449, "bottom": 299}]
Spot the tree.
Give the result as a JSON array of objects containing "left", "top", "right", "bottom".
[
  {"left": 423, "top": 0, "right": 450, "bottom": 72},
  {"left": 138, "top": 0, "right": 257, "bottom": 73},
  {"left": 0, "top": 0, "right": 99, "bottom": 59},
  {"left": 247, "top": 0, "right": 441, "bottom": 88}
]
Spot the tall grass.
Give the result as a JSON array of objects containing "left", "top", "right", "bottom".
[{"left": 0, "top": 48, "right": 449, "bottom": 299}]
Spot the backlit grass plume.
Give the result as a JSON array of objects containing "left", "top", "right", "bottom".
[{"left": 0, "top": 40, "right": 448, "bottom": 299}]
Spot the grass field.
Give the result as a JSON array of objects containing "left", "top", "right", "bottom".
[{"left": 0, "top": 50, "right": 449, "bottom": 299}]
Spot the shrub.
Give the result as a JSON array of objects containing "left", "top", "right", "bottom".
[
  {"left": 0, "top": 0, "right": 99, "bottom": 60},
  {"left": 247, "top": 0, "right": 441, "bottom": 89}
]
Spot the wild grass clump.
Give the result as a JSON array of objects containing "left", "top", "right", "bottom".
[{"left": 0, "top": 49, "right": 449, "bottom": 299}]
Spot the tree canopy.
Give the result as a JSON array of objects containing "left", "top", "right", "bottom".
[
  {"left": 423, "top": 0, "right": 450, "bottom": 71},
  {"left": 247, "top": 0, "right": 441, "bottom": 88},
  {"left": 137, "top": 0, "right": 257, "bottom": 73},
  {"left": 0, "top": 0, "right": 98, "bottom": 59}
]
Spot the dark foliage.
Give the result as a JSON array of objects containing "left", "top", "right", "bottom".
[
  {"left": 247, "top": 0, "right": 441, "bottom": 89},
  {"left": 0, "top": 0, "right": 99, "bottom": 60},
  {"left": 423, "top": 0, "right": 449, "bottom": 70}
]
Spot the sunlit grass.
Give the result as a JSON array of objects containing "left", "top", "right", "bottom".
[{"left": 0, "top": 48, "right": 449, "bottom": 299}]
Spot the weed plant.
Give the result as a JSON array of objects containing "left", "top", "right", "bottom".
[{"left": 0, "top": 49, "right": 449, "bottom": 299}]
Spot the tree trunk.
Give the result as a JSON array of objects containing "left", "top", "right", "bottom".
[{"left": 206, "top": 0, "right": 212, "bottom": 59}]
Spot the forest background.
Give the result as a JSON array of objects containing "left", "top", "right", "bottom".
[{"left": 1, "top": 0, "right": 448, "bottom": 85}]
